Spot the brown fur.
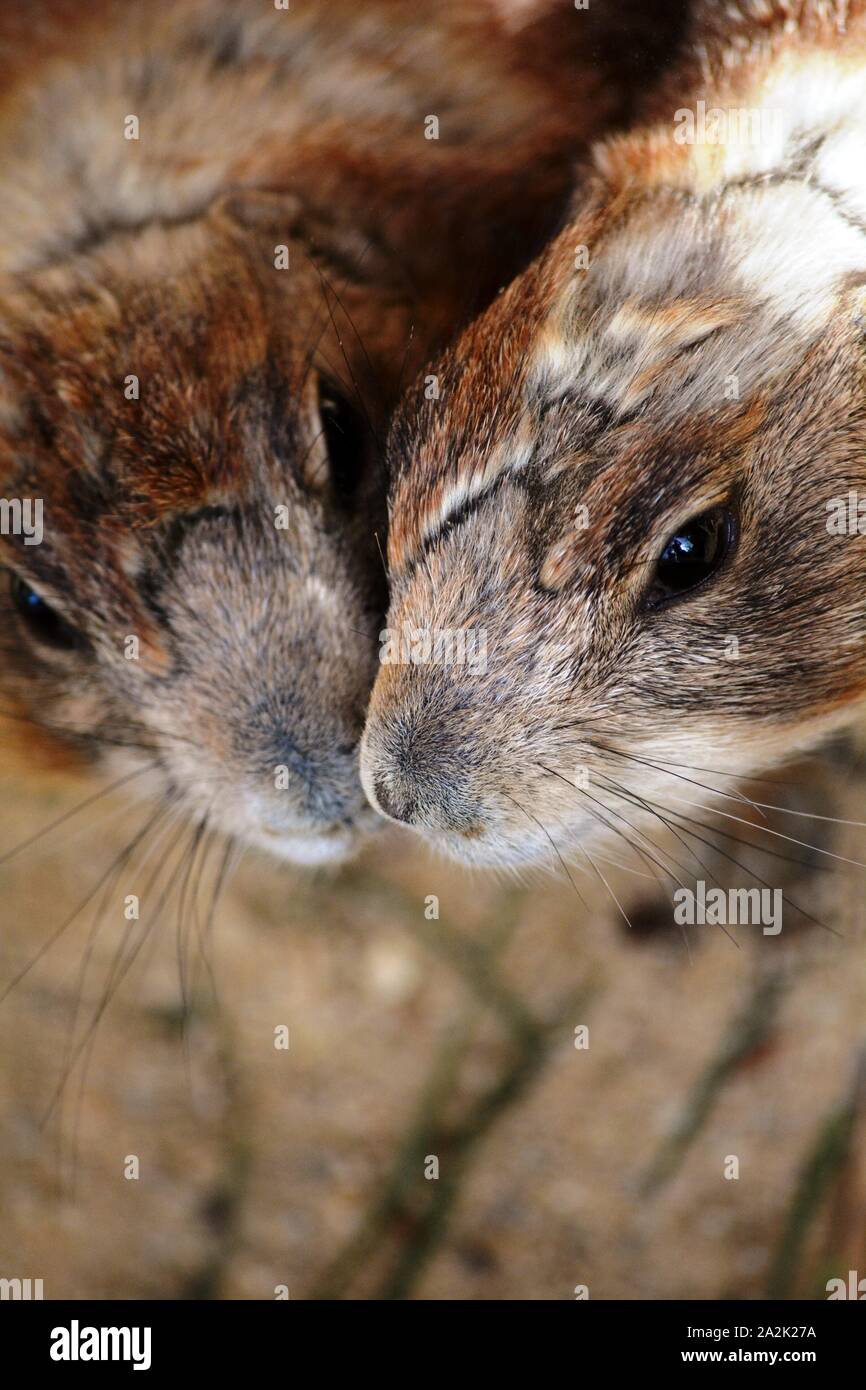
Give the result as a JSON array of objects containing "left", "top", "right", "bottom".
[
  {"left": 0, "top": 0, "right": 660, "bottom": 863},
  {"left": 361, "top": 1, "right": 866, "bottom": 871}
]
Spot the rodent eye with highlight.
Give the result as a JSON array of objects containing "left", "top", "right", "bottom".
[
  {"left": 644, "top": 506, "right": 736, "bottom": 609},
  {"left": 10, "top": 575, "right": 81, "bottom": 651}
]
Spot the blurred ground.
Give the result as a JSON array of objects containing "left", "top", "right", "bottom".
[{"left": 0, "top": 745, "right": 865, "bottom": 1301}]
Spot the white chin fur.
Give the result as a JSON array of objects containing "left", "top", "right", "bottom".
[
  {"left": 417, "top": 826, "right": 579, "bottom": 871},
  {"left": 254, "top": 828, "right": 361, "bottom": 867}
]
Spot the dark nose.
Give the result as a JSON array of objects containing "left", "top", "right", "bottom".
[{"left": 372, "top": 774, "right": 417, "bottom": 825}]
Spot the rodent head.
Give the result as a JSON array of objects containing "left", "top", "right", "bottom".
[
  {"left": 0, "top": 205, "right": 399, "bottom": 865},
  {"left": 361, "top": 185, "right": 866, "bottom": 868},
  {"left": 0, "top": 0, "right": 690, "bottom": 870}
]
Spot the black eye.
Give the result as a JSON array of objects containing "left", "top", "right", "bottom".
[
  {"left": 10, "top": 575, "right": 80, "bottom": 650},
  {"left": 319, "top": 386, "right": 368, "bottom": 506},
  {"left": 645, "top": 507, "right": 736, "bottom": 608}
]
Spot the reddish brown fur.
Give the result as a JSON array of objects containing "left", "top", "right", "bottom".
[
  {"left": 361, "top": 0, "right": 866, "bottom": 870},
  {"left": 0, "top": 0, "right": 678, "bottom": 862}
]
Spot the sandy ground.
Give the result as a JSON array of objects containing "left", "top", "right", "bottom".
[{"left": 1, "top": 744, "right": 865, "bottom": 1301}]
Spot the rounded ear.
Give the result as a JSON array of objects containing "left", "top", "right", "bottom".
[
  {"left": 208, "top": 185, "right": 393, "bottom": 285},
  {"left": 209, "top": 187, "right": 306, "bottom": 234}
]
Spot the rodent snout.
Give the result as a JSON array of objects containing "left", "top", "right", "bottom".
[
  {"left": 360, "top": 716, "right": 485, "bottom": 839},
  {"left": 369, "top": 773, "right": 413, "bottom": 826}
]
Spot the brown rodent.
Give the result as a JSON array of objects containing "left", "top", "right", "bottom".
[
  {"left": 0, "top": 0, "right": 661, "bottom": 865},
  {"left": 360, "top": 1, "right": 866, "bottom": 870}
]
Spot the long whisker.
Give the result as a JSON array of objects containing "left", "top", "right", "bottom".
[
  {"left": 537, "top": 759, "right": 838, "bottom": 943},
  {"left": 0, "top": 799, "right": 167, "bottom": 1006},
  {"left": 665, "top": 792, "right": 866, "bottom": 870},
  {"left": 594, "top": 742, "right": 766, "bottom": 818},
  {"left": 175, "top": 815, "right": 210, "bottom": 1023},
  {"left": 312, "top": 270, "right": 386, "bottom": 457},
  {"left": 41, "top": 818, "right": 200, "bottom": 1127},
  {"left": 393, "top": 320, "right": 417, "bottom": 406},
  {"left": 313, "top": 262, "right": 387, "bottom": 407},
  {"left": 623, "top": 791, "right": 842, "bottom": 938},
  {"left": 587, "top": 776, "right": 753, "bottom": 947},
  {"left": 61, "top": 802, "right": 181, "bottom": 1189},
  {"left": 62, "top": 802, "right": 176, "bottom": 1080},
  {"left": 0, "top": 765, "right": 153, "bottom": 867},
  {"left": 589, "top": 741, "right": 862, "bottom": 871},
  {"left": 725, "top": 799, "right": 866, "bottom": 828},
  {"left": 595, "top": 772, "right": 830, "bottom": 874},
  {"left": 579, "top": 839, "right": 635, "bottom": 934},
  {"left": 584, "top": 776, "right": 742, "bottom": 946},
  {"left": 502, "top": 791, "right": 588, "bottom": 909},
  {"left": 538, "top": 762, "right": 690, "bottom": 890},
  {"left": 514, "top": 767, "right": 640, "bottom": 932},
  {"left": 188, "top": 833, "right": 239, "bottom": 1008},
  {"left": 567, "top": 729, "right": 809, "bottom": 788}
]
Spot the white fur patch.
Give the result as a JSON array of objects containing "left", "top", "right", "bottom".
[
  {"left": 421, "top": 427, "right": 533, "bottom": 539},
  {"left": 530, "top": 48, "right": 866, "bottom": 422},
  {"left": 530, "top": 69, "right": 866, "bottom": 417}
]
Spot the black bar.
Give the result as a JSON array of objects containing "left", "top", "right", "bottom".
[{"left": 1, "top": 1297, "right": 862, "bottom": 1374}]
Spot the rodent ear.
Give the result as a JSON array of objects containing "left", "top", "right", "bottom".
[
  {"left": 209, "top": 187, "right": 391, "bottom": 283},
  {"left": 210, "top": 187, "right": 306, "bottom": 234}
]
